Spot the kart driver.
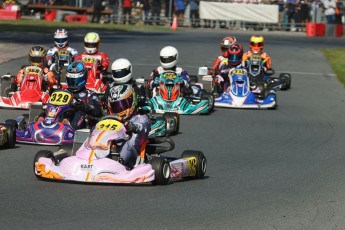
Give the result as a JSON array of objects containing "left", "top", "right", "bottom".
[
  {"left": 75, "top": 32, "right": 110, "bottom": 79},
  {"left": 106, "top": 84, "right": 151, "bottom": 168},
  {"left": 242, "top": 35, "right": 271, "bottom": 70},
  {"left": 15, "top": 46, "right": 57, "bottom": 90},
  {"left": 148, "top": 46, "right": 191, "bottom": 95},
  {"left": 46, "top": 28, "right": 78, "bottom": 68},
  {"left": 213, "top": 43, "right": 244, "bottom": 94},
  {"left": 37, "top": 61, "right": 102, "bottom": 130},
  {"left": 212, "top": 36, "right": 237, "bottom": 75}
]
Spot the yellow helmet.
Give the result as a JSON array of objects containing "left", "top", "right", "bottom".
[
  {"left": 29, "top": 46, "right": 46, "bottom": 67},
  {"left": 249, "top": 35, "right": 264, "bottom": 53},
  {"left": 84, "top": 32, "right": 100, "bottom": 54}
]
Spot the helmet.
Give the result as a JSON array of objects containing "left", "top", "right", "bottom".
[
  {"left": 29, "top": 46, "right": 46, "bottom": 67},
  {"left": 249, "top": 35, "right": 264, "bottom": 53},
  {"left": 220, "top": 36, "right": 237, "bottom": 57},
  {"left": 107, "top": 84, "right": 137, "bottom": 121},
  {"left": 66, "top": 62, "right": 88, "bottom": 92},
  {"left": 159, "top": 46, "right": 178, "bottom": 69},
  {"left": 54, "top": 29, "right": 68, "bottom": 49},
  {"left": 228, "top": 43, "right": 243, "bottom": 66},
  {"left": 84, "top": 32, "right": 100, "bottom": 54},
  {"left": 111, "top": 58, "right": 132, "bottom": 84}
]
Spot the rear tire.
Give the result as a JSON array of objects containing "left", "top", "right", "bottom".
[
  {"left": 181, "top": 150, "right": 207, "bottom": 179},
  {"left": 4, "top": 119, "right": 16, "bottom": 148},
  {"left": 150, "top": 157, "right": 170, "bottom": 185},
  {"left": 0, "top": 76, "right": 11, "bottom": 97}
]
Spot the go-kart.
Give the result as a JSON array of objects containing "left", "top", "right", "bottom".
[
  {"left": 33, "top": 116, "right": 207, "bottom": 185},
  {"left": 199, "top": 67, "right": 277, "bottom": 109},
  {"left": 0, "top": 67, "right": 50, "bottom": 109},
  {"left": 15, "top": 90, "right": 77, "bottom": 145},
  {"left": 0, "top": 119, "right": 16, "bottom": 149},
  {"left": 246, "top": 54, "right": 291, "bottom": 90},
  {"left": 137, "top": 71, "right": 213, "bottom": 115},
  {"left": 80, "top": 55, "right": 107, "bottom": 94},
  {"left": 149, "top": 112, "right": 180, "bottom": 137}
]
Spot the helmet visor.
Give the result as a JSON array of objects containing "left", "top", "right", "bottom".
[
  {"left": 160, "top": 55, "right": 176, "bottom": 64},
  {"left": 109, "top": 96, "right": 133, "bottom": 114},
  {"left": 112, "top": 68, "right": 131, "bottom": 79},
  {"left": 55, "top": 38, "right": 67, "bottom": 44},
  {"left": 66, "top": 73, "right": 85, "bottom": 86},
  {"left": 84, "top": 42, "right": 98, "bottom": 48},
  {"left": 228, "top": 54, "right": 241, "bottom": 63},
  {"left": 250, "top": 42, "right": 264, "bottom": 48},
  {"left": 30, "top": 56, "right": 44, "bottom": 64}
]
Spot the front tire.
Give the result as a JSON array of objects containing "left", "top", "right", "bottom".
[
  {"left": 181, "top": 150, "right": 207, "bottom": 179},
  {"left": 4, "top": 119, "right": 16, "bottom": 148},
  {"left": 163, "top": 112, "right": 180, "bottom": 135},
  {"left": 33, "top": 150, "right": 54, "bottom": 177},
  {"left": 150, "top": 157, "right": 170, "bottom": 185}
]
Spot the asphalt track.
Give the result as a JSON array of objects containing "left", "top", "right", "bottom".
[{"left": 1, "top": 30, "right": 345, "bottom": 230}]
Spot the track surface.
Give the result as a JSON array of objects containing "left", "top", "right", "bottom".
[{"left": 1, "top": 30, "right": 345, "bottom": 230}]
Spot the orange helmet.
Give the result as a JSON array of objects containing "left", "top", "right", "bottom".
[
  {"left": 220, "top": 36, "right": 237, "bottom": 57},
  {"left": 249, "top": 35, "right": 264, "bottom": 53}
]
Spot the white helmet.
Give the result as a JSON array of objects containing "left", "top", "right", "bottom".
[
  {"left": 84, "top": 32, "right": 100, "bottom": 54},
  {"left": 111, "top": 58, "right": 132, "bottom": 84},
  {"left": 54, "top": 29, "right": 68, "bottom": 49},
  {"left": 160, "top": 46, "right": 178, "bottom": 69}
]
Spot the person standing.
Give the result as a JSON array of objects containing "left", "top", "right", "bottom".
[
  {"left": 151, "top": 0, "right": 162, "bottom": 25},
  {"left": 122, "top": 0, "right": 132, "bottom": 24},
  {"left": 189, "top": 0, "right": 200, "bottom": 28},
  {"left": 91, "top": 0, "right": 103, "bottom": 23},
  {"left": 323, "top": 0, "right": 337, "bottom": 24}
]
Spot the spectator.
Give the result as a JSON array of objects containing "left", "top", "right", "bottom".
[
  {"left": 151, "top": 0, "right": 162, "bottom": 25},
  {"left": 189, "top": 0, "right": 200, "bottom": 28},
  {"left": 122, "top": 0, "right": 132, "bottom": 24},
  {"left": 91, "top": 0, "right": 103, "bottom": 23},
  {"left": 165, "top": 0, "right": 174, "bottom": 25},
  {"left": 283, "top": 0, "right": 299, "bottom": 31},
  {"left": 108, "top": 0, "right": 119, "bottom": 23},
  {"left": 142, "top": 0, "right": 150, "bottom": 24},
  {"left": 335, "top": 0, "right": 344, "bottom": 24},
  {"left": 174, "top": 0, "right": 185, "bottom": 26},
  {"left": 323, "top": 0, "right": 337, "bottom": 24}
]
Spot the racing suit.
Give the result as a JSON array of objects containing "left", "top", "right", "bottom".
[
  {"left": 75, "top": 52, "right": 110, "bottom": 79},
  {"left": 212, "top": 55, "right": 227, "bottom": 75},
  {"left": 148, "top": 66, "right": 191, "bottom": 95},
  {"left": 15, "top": 65, "right": 57, "bottom": 90},
  {"left": 39, "top": 87, "right": 102, "bottom": 130},
  {"left": 214, "top": 59, "right": 241, "bottom": 93},
  {"left": 242, "top": 51, "right": 272, "bottom": 69},
  {"left": 46, "top": 46, "right": 79, "bottom": 68}
]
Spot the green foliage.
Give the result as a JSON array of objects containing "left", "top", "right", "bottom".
[{"left": 321, "top": 48, "right": 345, "bottom": 87}]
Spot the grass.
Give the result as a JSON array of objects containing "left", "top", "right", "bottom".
[
  {"left": 322, "top": 48, "right": 345, "bottom": 87},
  {"left": 0, "top": 18, "right": 171, "bottom": 33}
]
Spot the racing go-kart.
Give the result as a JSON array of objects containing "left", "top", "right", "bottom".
[
  {"left": 0, "top": 120, "right": 16, "bottom": 149},
  {"left": 80, "top": 55, "right": 107, "bottom": 94},
  {"left": 34, "top": 116, "right": 207, "bottom": 185},
  {"left": 137, "top": 71, "right": 213, "bottom": 115},
  {"left": 16, "top": 90, "right": 77, "bottom": 145},
  {"left": 199, "top": 67, "right": 277, "bottom": 109},
  {"left": 0, "top": 67, "right": 50, "bottom": 109}
]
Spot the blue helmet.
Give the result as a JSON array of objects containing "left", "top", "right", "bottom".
[{"left": 66, "top": 61, "right": 88, "bottom": 92}]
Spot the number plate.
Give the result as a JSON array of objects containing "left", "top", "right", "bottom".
[
  {"left": 163, "top": 72, "right": 177, "bottom": 79},
  {"left": 232, "top": 69, "right": 246, "bottom": 75},
  {"left": 95, "top": 119, "right": 122, "bottom": 131},
  {"left": 82, "top": 56, "right": 97, "bottom": 64},
  {"left": 49, "top": 91, "right": 73, "bottom": 106}
]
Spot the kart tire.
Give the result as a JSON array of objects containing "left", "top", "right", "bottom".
[
  {"left": 33, "top": 150, "right": 54, "bottom": 177},
  {"left": 202, "top": 92, "right": 214, "bottom": 113},
  {"left": 0, "top": 76, "right": 11, "bottom": 97},
  {"left": 4, "top": 119, "right": 16, "bottom": 148},
  {"left": 150, "top": 157, "right": 170, "bottom": 185},
  {"left": 212, "top": 84, "right": 221, "bottom": 97},
  {"left": 181, "top": 150, "right": 207, "bottom": 179},
  {"left": 279, "top": 73, "right": 291, "bottom": 90},
  {"left": 163, "top": 112, "right": 180, "bottom": 135}
]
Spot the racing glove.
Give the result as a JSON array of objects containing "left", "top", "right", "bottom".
[{"left": 124, "top": 121, "right": 138, "bottom": 134}]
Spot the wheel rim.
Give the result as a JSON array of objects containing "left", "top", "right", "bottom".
[
  {"left": 162, "top": 163, "right": 170, "bottom": 179},
  {"left": 201, "top": 158, "right": 207, "bottom": 174}
]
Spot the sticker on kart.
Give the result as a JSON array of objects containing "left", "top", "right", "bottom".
[
  {"left": 49, "top": 92, "right": 73, "bottom": 106},
  {"left": 95, "top": 119, "right": 123, "bottom": 131}
]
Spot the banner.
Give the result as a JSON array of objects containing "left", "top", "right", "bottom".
[{"left": 199, "top": 2, "right": 279, "bottom": 23}]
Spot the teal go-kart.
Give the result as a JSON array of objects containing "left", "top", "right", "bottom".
[{"left": 137, "top": 71, "right": 213, "bottom": 115}]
